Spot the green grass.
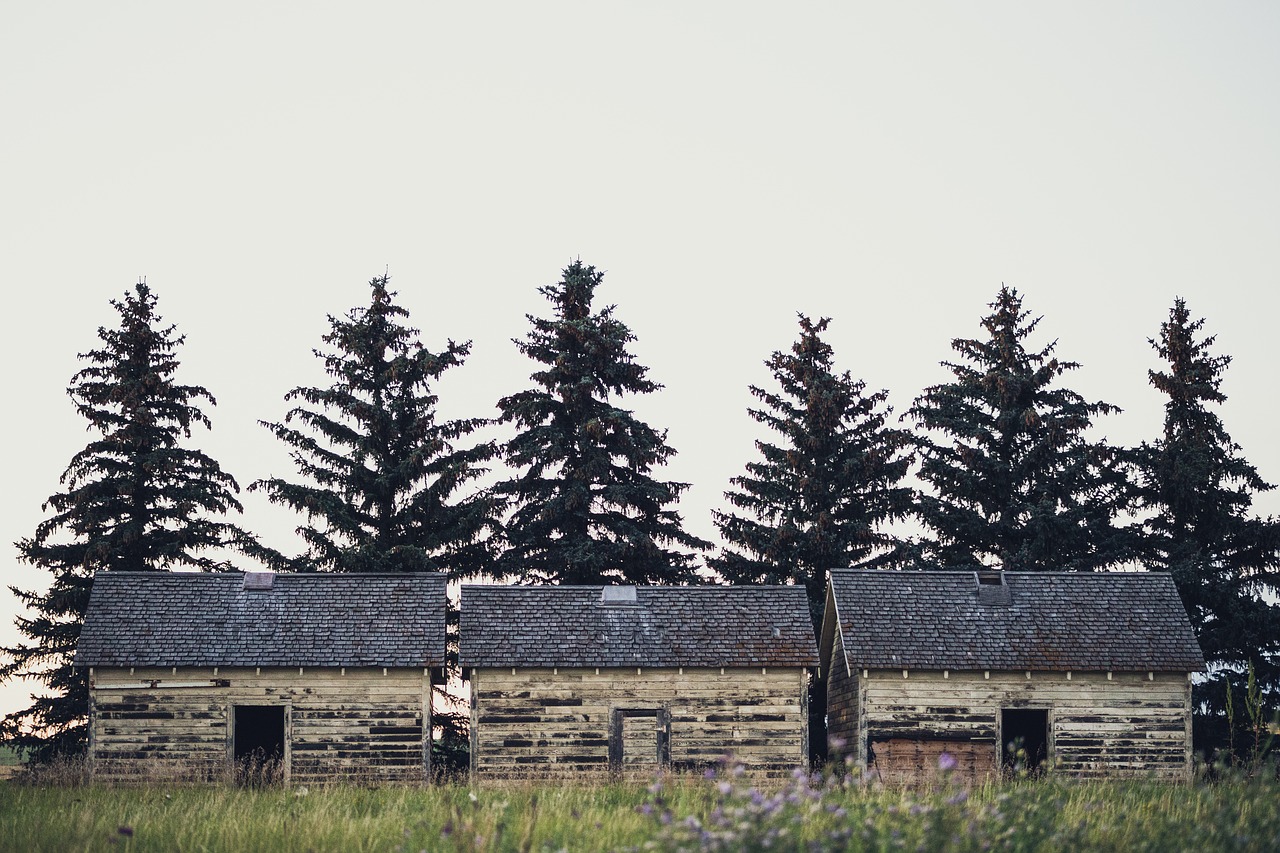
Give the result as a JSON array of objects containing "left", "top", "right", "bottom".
[{"left": 0, "top": 772, "right": 1276, "bottom": 852}]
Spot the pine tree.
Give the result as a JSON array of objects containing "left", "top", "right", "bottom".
[
  {"left": 251, "top": 274, "right": 497, "bottom": 576},
  {"left": 909, "top": 286, "right": 1133, "bottom": 571},
  {"left": 711, "top": 315, "right": 915, "bottom": 625},
  {"left": 251, "top": 274, "right": 498, "bottom": 776},
  {"left": 1137, "top": 298, "right": 1280, "bottom": 751},
  {"left": 495, "top": 260, "right": 708, "bottom": 584},
  {"left": 2, "top": 281, "right": 254, "bottom": 760}
]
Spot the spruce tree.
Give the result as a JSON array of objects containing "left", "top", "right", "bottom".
[
  {"left": 2, "top": 282, "right": 254, "bottom": 760},
  {"left": 251, "top": 274, "right": 497, "bottom": 775},
  {"left": 711, "top": 315, "right": 915, "bottom": 625},
  {"left": 251, "top": 274, "right": 497, "bottom": 576},
  {"left": 909, "top": 286, "right": 1133, "bottom": 571},
  {"left": 1137, "top": 298, "right": 1280, "bottom": 750},
  {"left": 495, "top": 260, "right": 708, "bottom": 584}
]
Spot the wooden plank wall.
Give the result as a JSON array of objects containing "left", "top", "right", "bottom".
[
  {"left": 857, "top": 669, "right": 1191, "bottom": 785},
  {"left": 88, "top": 667, "right": 430, "bottom": 785},
  {"left": 471, "top": 667, "right": 808, "bottom": 779},
  {"left": 825, "top": 631, "right": 859, "bottom": 761}
]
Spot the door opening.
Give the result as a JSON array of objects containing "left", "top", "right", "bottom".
[
  {"left": 609, "top": 709, "right": 670, "bottom": 775},
  {"left": 1000, "top": 708, "right": 1048, "bottom": 774},
  {"left": 233, "top": 705, "right": 286, "bottom": 785}
]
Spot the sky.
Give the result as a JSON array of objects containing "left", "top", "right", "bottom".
[{"left": 2, "top": 2, "right": 1278, "bottom": 720}]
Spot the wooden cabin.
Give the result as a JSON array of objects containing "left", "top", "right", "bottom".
[
  {"left": 460, "top": 584, "right": 819, "bottom": 778},
  {"left": 821, "top": 569, "right": 1204, "bottom": 784},
  {"left": 74, "top": 571, "right": 446, "bottom": 785}
]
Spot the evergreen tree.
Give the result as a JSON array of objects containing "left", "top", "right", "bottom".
[
  {"left": 909, "top": 286, "right": 1133, "bottom": 571},
  {"left": 251, "top": 274, "right": 497, "bottom": 576},
  {"left": 711, "top": 315, "right": 915, "bottom": 625},
  {"left": 1137, "top": 298, "right": 1280, "bottom": 750},
  {"left": 251, "top": 274, "right": 498, "bottom": 776},
  {"left": 2, "top": 282, "right": 254, "bottom": 761},
  {"left": 495, "top": 260, "right": 708, "bottom": 584}
]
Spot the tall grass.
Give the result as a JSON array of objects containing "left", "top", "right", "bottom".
[{"left": 0, "top": 763, "right": 1276, "bottom": 852}]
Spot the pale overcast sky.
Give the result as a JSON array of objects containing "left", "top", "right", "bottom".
[{"left": 2, "top": 2, "right": 1278, "bottom": 717}]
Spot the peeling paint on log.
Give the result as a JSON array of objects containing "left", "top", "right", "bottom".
[
  {"left": 827, "top": 668, "right": 1193, "bottom": 784},
  {"left": 470, "top": 667, "right": 809, "bottom": 779},
  {"left": 88, "top": 667, "right": 431, "bottom": 785}
]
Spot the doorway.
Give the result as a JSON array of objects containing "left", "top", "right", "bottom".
[
  {"left": 1000, "top": 708, "right": 1049, "bottom": 773},
  {"left": 609, "top": 709, "right": 670, "bottom": 776},
  {"left": 233, "top": 705, "right": 286, "bottom": 784}
]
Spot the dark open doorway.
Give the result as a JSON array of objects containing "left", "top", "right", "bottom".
[
  {"left": 233, "top": 705, "right": 286, "bottom": 784},
  {"left": 1001, "top": 708, "right": 1048, "bottom": 773}
]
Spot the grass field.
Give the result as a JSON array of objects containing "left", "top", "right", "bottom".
[{"left": 1, "top": 767, "right": 1277, "bottom": 852}]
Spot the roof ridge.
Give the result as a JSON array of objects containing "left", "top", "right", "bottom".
[{"left": 462, "top": 584, "right": 807, "bottom": 591}]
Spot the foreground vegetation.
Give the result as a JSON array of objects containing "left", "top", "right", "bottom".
[{"left": 1, "top": 764, "right": 1278, "bottom": 853}]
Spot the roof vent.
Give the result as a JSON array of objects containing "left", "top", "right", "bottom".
[
  {"left": 243, "top": 572, "right": 275, "bottom": 591},
  {"left": 975, "top": 571, "right": 1010, "bottom": 606},
  {"left": 600, "top": 585, "right": 638, "bottom": 606}
]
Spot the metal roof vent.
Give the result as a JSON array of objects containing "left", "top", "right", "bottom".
[
  {"left": 600, "top": 585, "right": 638, "bottom": 606},
  {"left": 243, "top": 572, "right": 275, "bottom": 591}
]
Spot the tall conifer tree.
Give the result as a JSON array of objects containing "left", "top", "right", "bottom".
[
  {"left": 909, "top": 286, "right": 1132, "bottom": 571},
  {"left": 495, "top": 260, "right": 708, "bottom": 584},
  {"left": 1137, "top": 298, "right": 1280, "bottom": 743},
  {"left": 712, "top": 315, "right": 914, "bottom": 625},
  {"left": 251, "top": 274, "right": 497, "bottom": 575},
  {"left": 2, "top": 282, "right": 254, "bottom": 760},
  {"left": 252, "top": 274, "right": 497, "bottom": 774}
]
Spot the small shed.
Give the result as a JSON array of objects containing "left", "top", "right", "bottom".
[
  {"left": 460, "top": 584, "right": 819, "bottom": 778},
  {"left": 821, "top": 569, "right": 1204, "bottom": 784},
  {"left": 75, "top": 571, "right": 446, "bottom": 784}
]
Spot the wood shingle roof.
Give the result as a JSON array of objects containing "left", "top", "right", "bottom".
[
  {"left": 826, "top": 569, "right": 1204, "bottom": 673},
  {"left": 460, "top": 584, "right": 819, "bottom": 668},
  {"left": 74, "top": 571, "right": 447, "bottom": 668}
]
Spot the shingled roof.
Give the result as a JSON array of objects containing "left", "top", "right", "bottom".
[
  {"left": 460, "top": 585, "right": 818, "bottom": 668},
  {"left": 75, "top": 571, "right": 447, "bottom": 668},
  {"left": 824, "top": 569, "right": 1204, "bottom": 674}
]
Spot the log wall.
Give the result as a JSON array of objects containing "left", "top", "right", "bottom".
[
  {"left": 470, "top": 666, "right": 808, "bottom": 779},
  {"left": 88, "top": 666, "right": 430, "bottom": 785},
  {"left": 831, "top": 668, "right": 1192, "bottom": 785}
]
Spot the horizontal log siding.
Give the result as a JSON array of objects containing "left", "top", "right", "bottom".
[
  {"left": 88, "top": 667, "right": 429, "bottom": 785},
  {"left": 860, "top": 669, "right": 1191, "bottom": 785},
  {"left": 471, "top": 667, "right": 807, "bottom": 779}
]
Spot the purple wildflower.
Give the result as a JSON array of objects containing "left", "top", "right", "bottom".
[{"left": 938, "top": 751, "right": 958, "bottom": 772}]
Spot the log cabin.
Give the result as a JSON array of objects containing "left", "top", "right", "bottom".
[
  {"left": 821, "top": 569, "right": 1204, "bottom": 785},
  {"left": 460, "top": 584, "right": 819, "bottom": 779},
  {"left": 74, "top": 571, "right": 446, "bottom": 784}
]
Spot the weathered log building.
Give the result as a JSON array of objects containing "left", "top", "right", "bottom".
[
  {"left": 460, "top": 585, "right": 819, "bottom": 778},
  {"left": 821, "top": 569, "right": 1203, "bottom": 785},
  {"left": 75, "top": 571, "right": 446, "bottom": 784}
]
